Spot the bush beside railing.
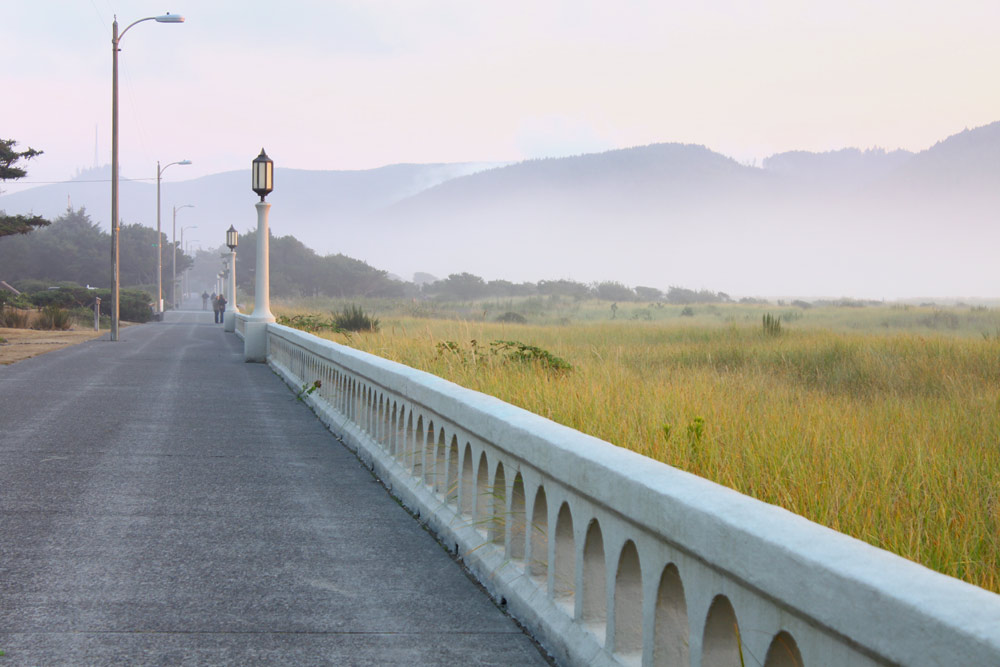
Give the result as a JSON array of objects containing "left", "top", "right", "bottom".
[{"left": 263, "top": 323, "right": 1000, "bottom": 666}]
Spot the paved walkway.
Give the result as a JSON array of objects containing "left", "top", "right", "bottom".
[{"left": 0, "top": 310, "right": 549, "bottom": 665}]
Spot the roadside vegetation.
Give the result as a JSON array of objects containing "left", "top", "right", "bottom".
[
  {"left": 273, "top": 296, "right": 1000, "bottom": 594},
  {"left": 0, "top": 282, "right": 153, "bottom": 329}
]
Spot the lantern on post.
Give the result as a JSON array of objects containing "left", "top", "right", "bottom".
[
  {"left": 245, "top": 148, "right": 275, "bottom": 362},
  {"left": 252, "top": 149, "right": 273, "bottom": 202},
  {"left": 223, "top": 225, "right": 239, "bottom": 331}
]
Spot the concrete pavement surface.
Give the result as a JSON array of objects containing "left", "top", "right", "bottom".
[{"left": 0, "top": 310, "right": 550, "bottom": 666}]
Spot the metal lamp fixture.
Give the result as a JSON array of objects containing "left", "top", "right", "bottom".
[
  {"left": 252, "top": 148, "right": 273, "bottom": 201},
  {"left": 226, "top": 225, "right": 238, "bottom": 251},
  {"left": 109, "top": 10, "right": 185, "bottom": 340},
  {"left": 156, "top": 159, "right": 191, "bottom": 315}
]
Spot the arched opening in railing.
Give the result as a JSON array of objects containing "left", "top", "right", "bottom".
[
  {"left": 654, "top": 563, "right": 689, "bottom": 666},
  {"left": 475, "top": 452, "right": 490, "bottom": 536},
  {"left": 400, "top": 408, "right": 412, "bottom": 467},
  {"left": 364, "top": 385, "right": 373, "bottom": 434},
  {"left": 553, "top": 502, "right": 575, "bottom": 610},
  {"left": 347, "top": 378, "right": 355, "bottom": 421},
  {"left": 460, "top": 443, "right": 475, "bottom": 517},
  {"left": 702, "top": 595, "right": 742, "bottom": 667},
  {"left": 434, "top": 427, "right": 447, "bottom": 495},
  {"left": 764, "top": 630, "right": 803, "bottom": 667},
  {"left": 446, "top": 435, "right": 459, "bottom": 506},
  {"left": 490, "top": 462, "right": 506, "bottom": 545},
  {"left": 582, "top": 519, "right": 607, "bottom": 641},
  {"left": 423, "top": 420, "right": 436, "bottom": 487},
  {"left": 509, "top": 473, "right": 526, "bottom": 561},
  {"left": 613, "top": 540, "right": 642, "bottom": 659},
  {"left": 379, "top": 394, "right": 391, "bottom": 447},
  {"left": 388, "top": 401, "right": 398, "bottom": 456},
  {"left": 529, "top": 486, "right": 548, "bottom": 583},
  {"left": 412, "top": 415, "right": 424, "bottom": 478}
]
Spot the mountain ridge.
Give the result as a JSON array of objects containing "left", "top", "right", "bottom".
[{"left": 3, "top": 123, "right": 999, "bottom": 297}]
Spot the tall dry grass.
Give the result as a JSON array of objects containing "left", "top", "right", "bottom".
[{"left": 300, "top": 314, "right": 999, "bottom": 593}]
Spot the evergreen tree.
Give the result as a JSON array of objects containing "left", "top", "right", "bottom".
[{"left": 0, "top": 138, "right": 49, "bottom": 237}]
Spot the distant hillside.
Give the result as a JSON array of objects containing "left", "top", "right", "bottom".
[
  {"left": 879, "top": 121, "right": 1000, "bottom": 193},
  {"left": 762, "top": 147, "right": 913, "bottom": 190},
  {"left": 0, "top": 161, "right": 497, "bottom": 255},
  {"left": 347, "top": 128, "right": 1000, "bottom": 297},
  {"left": 3, "top": 124, "right": 999, "bottom": 297}
]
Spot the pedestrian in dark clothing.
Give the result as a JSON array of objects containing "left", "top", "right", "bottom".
[
  {"left": 217, "top": 294, "right": 227, "bottom": 324},
  {"left": 202, "top": 292, "right": 209, "bottom": 310},
  {"left": 212, "top": 293, "right": 221, "bottom": 323}
]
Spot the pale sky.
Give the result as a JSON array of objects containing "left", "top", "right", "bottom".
[{"left": 5, "top": 1, "right": 1000, "bottom": 190}]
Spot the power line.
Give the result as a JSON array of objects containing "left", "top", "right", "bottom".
[{"left": 9, "top": 177, "right": 157, "bottom": 185}]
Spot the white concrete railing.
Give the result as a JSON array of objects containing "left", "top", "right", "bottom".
[
  {"left": 263, "top": 323, "right": 1000, "bottom": 666},
  {"left": 234, "top": 312, "right": 247, "bottom": 340}
]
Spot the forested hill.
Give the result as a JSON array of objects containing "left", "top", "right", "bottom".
[
  {"left": 4, "top": 122, "right": 1000, "bottom": 297},
  {"left": 0, "top": 160, "right": 496, "bottom": 256},
  {"left": 347, "top": 123, "right": 1000, "bottom": 298}
]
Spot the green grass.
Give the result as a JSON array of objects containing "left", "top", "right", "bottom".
[{"left": 275, "top": 299, "right": 1000, "bottom": 593}]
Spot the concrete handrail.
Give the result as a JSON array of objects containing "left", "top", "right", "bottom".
[
  {"left": 234, "top": 312, "right": 248, "bottom": 340},
  {"left": 263, "top": 322, "right": 1000, "bottom": 666}
]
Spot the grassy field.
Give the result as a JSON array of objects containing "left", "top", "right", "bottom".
[{"left": 274, "top": 298, "right": 1000, "bottom": 593}]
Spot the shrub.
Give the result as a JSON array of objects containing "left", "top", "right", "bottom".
[
  {"left": 277, "top": 313, "right": 339, "bottom": 333},
  {"left": 495, "top": 311, "right": 527, "bottom": 324},
  {"left": 0, "top": 307, "right": 30, "bottom": 328},
  {"left": 763, "top": 312, "right": 783, "bottom": 336},
  {"left": 333, "top": 304, "right": 380, "bottom": 332},
  {"left": 118, "top": 289, "right": 154, "bottom": 323},
  {"left": 35, "top": 305, "right": 72, "bottom": 331},
  {"left": 491, "top": 340, "right": 571, "bottom": 372},
  {"left": 680, "top": 306, "right": 695, "bottom": 317}
]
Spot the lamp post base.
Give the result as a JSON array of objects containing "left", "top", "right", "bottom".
[{"left": 244, "top": 320, "right": 269, "bottom": 362}]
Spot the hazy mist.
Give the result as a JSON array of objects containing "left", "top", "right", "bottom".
[{"left": 2, "top": 123, "right": 999, "bottom": 300}]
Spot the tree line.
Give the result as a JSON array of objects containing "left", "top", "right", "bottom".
[
  {"left": 0, "top": 206, "right": 192, "bottom": 291},
  {"left": 1, "top": 213, "right": 738, "bottom": 305},
  {"left": 3, "top": 138, "right": 733, "bottom": 305},
  {"left": 420, "top": 272, "right": 735, "bottom": 304}
]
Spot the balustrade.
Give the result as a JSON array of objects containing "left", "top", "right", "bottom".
[{"left": 263, "top": 323, "right": 1000, "bottom": 666}]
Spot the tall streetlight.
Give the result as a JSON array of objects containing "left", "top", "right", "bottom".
[
  {"left": 183, "top": 238, "right": 199, "bottom": 302},
  {"left": 110, "top": 11, "right": 185, "bottom": 341},
  {"left": 171, "top": 205, "right": 194, "bottom": 308},
  {"left": 250, "top": 148, "right": 274, "bottom": 322},
  {"left": 244, "top": 148, "right": 273, "bottom": 362},
  {"left": 225, "top": 225, "right": 239, "bottom": 311},
  {"left": 157, "top": 160, "right": 191, "bottom": 316},
  {"left": 223, "top": 225, "right": 239, "bottom": 332}
]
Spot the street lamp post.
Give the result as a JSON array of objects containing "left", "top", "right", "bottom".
[
  {"left": 111, "top": 11, "right": 185, "bottom": 341},
  {"left": 157, "top": 160, "right": 191, "bottom": 316},
  {"left": 172, "top": 205, "right": 194, "bottom": 308},
  {"left": 244, "top": 148, "right": 274, "bottom": 362},
  {"left": 184, "top": 238, "right": 199, "bottom": 301},
  {"left": 223, "top": 225, "right": 239, "bottom": 332},
  {"left": 250, "top": 148, "right": 274, "bottom": 322}
]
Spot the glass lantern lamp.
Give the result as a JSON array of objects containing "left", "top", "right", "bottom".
[{"left": 252, "top": 148, "right": 273, "bottom": 201}]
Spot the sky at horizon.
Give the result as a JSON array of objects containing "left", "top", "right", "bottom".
[{"left": 5, "top": 1, "right": 1000, "bottom": 194}]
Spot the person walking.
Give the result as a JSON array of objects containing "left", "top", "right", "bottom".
[
  {"left": 201, "top": 291, "right": 209, "bottom": 311},
  {"left": 217, "top": 294, "right": 227, "bottom": 324},
  {"left": 211, "top": 293, "right": 220, "bottom": 323}
]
